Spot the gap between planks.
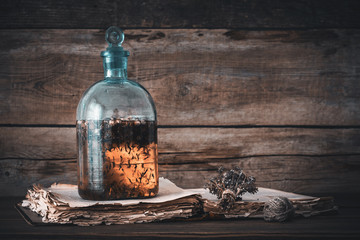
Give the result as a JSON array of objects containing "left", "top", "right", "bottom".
[{"left": 1, "top": 124, "right": 360, "bottom": 129}]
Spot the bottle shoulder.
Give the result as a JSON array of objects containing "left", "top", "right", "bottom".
[
  {"left": 77, "top": 78, "right": 156, "bottom": 121},
  {"left": 82, "top": 79, "right": 150, "bottom": 96}
]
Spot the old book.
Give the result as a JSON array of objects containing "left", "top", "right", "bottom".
[
  {"left": 21, "top": 178, "right": 203, "bottom": 226},
  {"left": 201, "top": 188, "right": 337, "bottom": 219},
  {"left": 20, "top": 178, "right": 336, "bottom": 226}
]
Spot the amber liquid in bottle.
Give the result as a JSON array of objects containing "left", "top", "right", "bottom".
[{"left": 77, "top": 119, "right": 158, "bottom": 200}]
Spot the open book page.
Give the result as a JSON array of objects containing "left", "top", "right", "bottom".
[
  {"left": 45, "top": 177, "right": 201, "bottom": 208},
  {"left": 21, "top": 178, "right": 334, "bottom": 225}
]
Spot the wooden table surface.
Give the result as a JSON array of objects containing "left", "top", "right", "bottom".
[{"left": 1, "top": 196, "right": 359, "bottom": 240}]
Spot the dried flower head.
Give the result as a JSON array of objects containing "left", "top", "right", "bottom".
[{"left": 205, "top": 166, "right": 258, "bottom": 210}]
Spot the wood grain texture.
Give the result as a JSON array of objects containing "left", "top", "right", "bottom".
[
  {"left": 1, "top": 29, "right": 360, "bottom": 125},
  {"left": 1, "top": 127, "right": 359, "bottom": 196},
  {"left": 1, "top": 0, "right": 360, "bottom": 29},
  {"left": 1, "top": 155, "right": 359, "bottom": 197},
  {"left": 2, "top": 127, "right": 360, "bottom": 159}
]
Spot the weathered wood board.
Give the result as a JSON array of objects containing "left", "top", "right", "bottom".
[
  {"left": 1, "top": 29, "right": 360, "bottom": 126},
  {"left": 1, "top": 155, "right": 359, "bottom": 197},
  {"left": 1, "top": 127, "right": 359, "bottom": 196},
  {"left": 1, "top": 0, "right": 360, "bottom": 29},
  {"left": 2, "top": 127, "right": 360, "bottom": 159}
]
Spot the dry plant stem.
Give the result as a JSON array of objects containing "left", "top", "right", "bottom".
[{"left": 205, "top": 166, "right": 258, "bottom": 210}]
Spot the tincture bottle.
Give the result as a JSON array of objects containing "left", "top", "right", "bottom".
[{"left": 76, "top": 26, "right": 158, "bottom": 200}]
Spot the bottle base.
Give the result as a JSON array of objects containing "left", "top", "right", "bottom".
[{"left": 78, "top": 186, "right": 159, "bottom": 201}]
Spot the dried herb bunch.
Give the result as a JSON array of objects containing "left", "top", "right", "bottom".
[{"left": 205, "top": 166, "right": 258, "bottom": 210}]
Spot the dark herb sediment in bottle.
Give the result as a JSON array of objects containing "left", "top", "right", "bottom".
[{"left": 77, "top": 119, "right": 158, "bottom": 200}]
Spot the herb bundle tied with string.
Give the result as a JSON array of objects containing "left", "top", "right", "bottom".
[{"left": 205, "top": 166, "right": 258, "bottom": 210}]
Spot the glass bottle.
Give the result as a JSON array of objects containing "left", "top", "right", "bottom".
[{"left": 76, "top": 26, "right": 158, "bottom": 200}]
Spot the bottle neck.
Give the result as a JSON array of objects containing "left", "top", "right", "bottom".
[
  {"left": 104, "top": 68, "right": 128, "bottom": 79},
  {"left": 102, "top": 56, "right": 128, "bottom": 79}
]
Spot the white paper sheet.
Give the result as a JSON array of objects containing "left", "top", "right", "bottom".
[
  {"left": 49, "top": 177, "right": 200, "bottom": 208},
  {"left": 47, "top": 177, "right": 314, "bottom": 208}
]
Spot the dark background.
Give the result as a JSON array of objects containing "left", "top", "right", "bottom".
[{"left": 1, "top": 0, "right": 360, "bottom": 197}]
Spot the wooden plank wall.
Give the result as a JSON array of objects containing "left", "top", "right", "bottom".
[{"left": 1, "top": 0, "right": 360, "bottom": 196}]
